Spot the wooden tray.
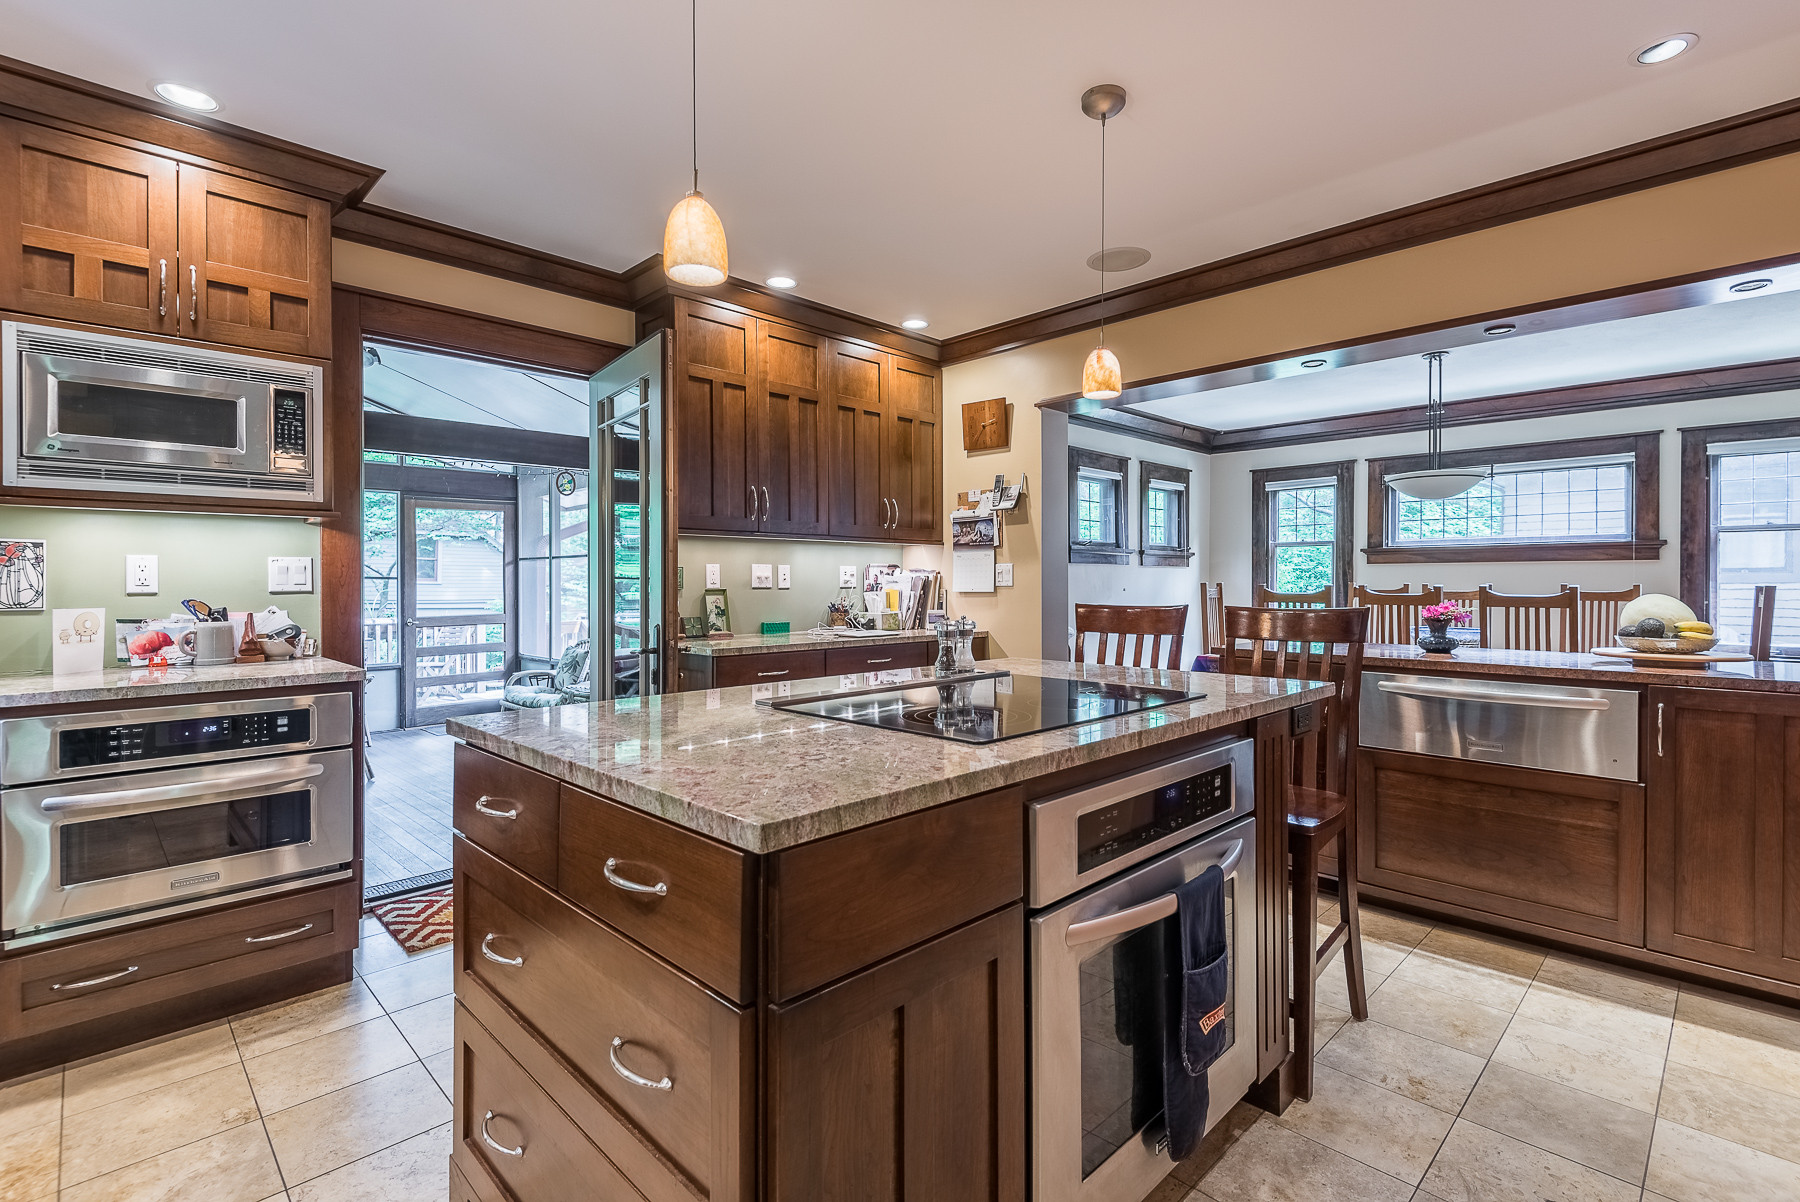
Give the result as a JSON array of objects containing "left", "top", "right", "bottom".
[{"left": 1589, "top": 646, "right": 1751, "bottom": 667}]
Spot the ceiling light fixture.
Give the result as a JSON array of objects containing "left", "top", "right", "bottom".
[
  {"left": 1386, "top": 352, "right": 1490, "bottom": 501},
  {"left": 765, "top": 276, "right": 796, "bottom": 289},
  {"left": 663, "top": 0, "right": 728, "bottom": 287},
  {"left": 1301, "top": 359, "right": 1328, "bottom": 369},
  {"left": 1730, "top": 278, "right": 1773, "bottom": 294},
  {"left": 151, "top": 81, "right": 219, "bottom": 112},
  {"left": 1087, "top": 246, "right": 1151, "bottom": 272},
  {"left": 1080, "top": 84, "right": 1127, "bottom": 402},
  {"left": 1635, "top": 34, "right": 1697, "bottom": 65},
  {"left": 902, "top": 318, "right": 930, "bottom": 331},
  {"left": 1483, "top": 323, "right": 1517, "bottom": 336}
]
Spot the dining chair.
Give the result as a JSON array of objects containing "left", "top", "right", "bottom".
[
  {"left": 1219, "top": 605, "right": 1370, "bottom": 1101},
  {"left": 1477, "top": 585, "right": 1580, "bottom": 652},
  {"left": 1349, "top": 584, "right": 1444, "bottom": 645},
  {"left": 1565, "top": 583, "right": 1640, "bottom": 651},
  {"left": 1254, "top": 584, "right": 1333, "bottom": 609},
  {"left": 1073, "top": 603, "right": 1188, "bottom": 670},
  {"left": 1197, "top": 582, "right": 1226, "bottom": 656}
]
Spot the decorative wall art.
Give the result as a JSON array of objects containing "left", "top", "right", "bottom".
[
  {"left": 703, "top": 588, "right": 732, "bottom": 635},
  {"left": 951, "top": 514, "right": 999, "bottom": 548},
  {"left": 0, "top": 539, "right": 47, "bottom": 611},
  {"left": 53, "top": 608, "right": 105, "bottom": 675}
]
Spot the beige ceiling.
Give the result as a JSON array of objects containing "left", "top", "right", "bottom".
[{"left": 5, "top": 1, "right": 1800, "bottom": 336}]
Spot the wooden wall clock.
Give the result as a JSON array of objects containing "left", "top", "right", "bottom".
[{"left": 962, "top": 397, "right": 1010, "bottom": 452}]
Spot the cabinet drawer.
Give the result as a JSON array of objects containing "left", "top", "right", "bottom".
[
  {"left": 0, "top": 880, "right": 354, "bottom": 1041},
  {"left": 455, "top": 1002, "right": 648, "bottom": 1202},
  {"left": 456, "top": 839, "right": 751, "bottom": 1202},
  {"left": 824, "top": 642, "right": 931, "bottom": 674},
  {"left": 455, "top": 745, "right": 559, "bottom": 887},
  {"left": 558, "top": 785, "right": 754, "bottom": 1002},
  {"left": 709, "top": 650, "right": 826, "bottom": 688}
]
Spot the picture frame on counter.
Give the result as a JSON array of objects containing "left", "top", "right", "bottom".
[
  {"left": 681, "top": 615, "right": 707, "bottom": 638},
  {"left": 703, "top": 588, "right": 732, "bottom": 634}
]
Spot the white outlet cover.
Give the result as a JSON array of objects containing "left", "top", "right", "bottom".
[
  {"left": 750, "top": 563, "right": 773, "bottom": 589},
  {"left": 996, "top": 562, "right": 1015, "bottom": 587},
  {"left": 839, "top": 565, "right": 857, "bottom": 587},
  {"left": 268, "top": 556, "right": 314, "bottom": 593},
  {"left": 777, "top": 564, "right": 791, "bottom": 589},
  {"left": 706, "top": 563, "right": 722, "bottom": 588},
  {"left": 125, "top": 554, "right": 157, "bottom": 595}
]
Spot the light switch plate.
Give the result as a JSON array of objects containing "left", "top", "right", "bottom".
[
  {"left": 267, "top": 556, "right": 314, "bottom": 593},
  {"left": 125, "top": 554, "right": 157, "bottom": 595},
  {"left": 750, "top": 563, "right": 773, "bottom": 589},
  {"left": 996, "top": 562, "right": 1015, "bottom": 587},
  {"left": 839, "top": 565, "right": 857, "bottom": 587},
  {"left": 706, "top": 563, "right": 721, "bottom": 588},
  {"left": 777, "top": 564, "right": 791, "bottom": 589}
]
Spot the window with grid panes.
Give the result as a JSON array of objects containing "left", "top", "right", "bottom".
[
  {"left": 1269, "top": 482, "right": 1336, "bottom": 594},
  {"left": 1709, "top": 439, "right": 1800, "bottom": 655},
  {"left": 1077, "top": 473, "right": 1117, "bottom": 544},
  {"left": 1391, "top": 456, "right": 1632, "bottom": 546}
]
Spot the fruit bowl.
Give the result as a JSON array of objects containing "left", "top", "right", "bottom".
[{"left": 1615, "top": 634, "right": 1719, "bottom": 655}]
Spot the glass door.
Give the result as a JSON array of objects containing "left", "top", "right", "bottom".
[{"left": 402, "top": 498, "right": 516, "bottom": 725}]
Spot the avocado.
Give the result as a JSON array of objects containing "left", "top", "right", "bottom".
[{"left": 1635, "top": 617, "right": 1667, "bottom": 638}]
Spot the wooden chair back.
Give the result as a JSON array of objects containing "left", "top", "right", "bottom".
[
  {"left": 1565, "top": 583, "right": 1641, "bottom": 651},
  {"left": 1197, "top": 583, "right": 1225, "bottom": 656},
  {"left": 1349, "top": 584, "right": 1444, "bottom": 645},
  {"left": 1219, "top": 606, "right": 1370, "bottom": 798},
  {"left": 1439, "top": 587, "right": 1481, "bottom": 605},
  {"left": 1751, "top": 585, "right": 1778, "bottom": 661},
  {"left": 1074, "top": 604, "right": 1188, "bottom": 670},
  {"left": 1254, "top": 584, "right": 1333, "bottom": 609},
  {"left": 1477, "top": 585, "right": 1580, "bottom": 651}
]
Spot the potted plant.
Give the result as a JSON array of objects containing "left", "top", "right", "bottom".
[{"left": 1418, "top": 600, "right": 1473, "bottom": 654}]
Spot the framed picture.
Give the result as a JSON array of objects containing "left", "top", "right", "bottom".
[
  {"left": 0, "top": 538, "right": 47, "bottom": 611},
  {"left": 703, "top": 588, "right": 732, "bottom": 634},
  {"left": 951, "top": 515, "right": 999, "bottom": 548},
  {"left": 680, "top": 615, "right": 707, "bottom": 638}
]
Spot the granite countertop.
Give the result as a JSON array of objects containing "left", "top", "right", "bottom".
[
  {"left": 679, "top": 629, "right": 987, "bottom": 658},
  {"left": 0, "top": 657, "right": 365, "bottom": 709},
  {"left": 1361, "top": 644, "right": 1800, "bottom": 693},
  {"left": 451, "top": 656, "right": 1330, "bottom": 854}
]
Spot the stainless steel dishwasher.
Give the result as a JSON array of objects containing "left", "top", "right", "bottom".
[{"left": 1360, "top": 672, "right": 1640, "bottom": 781}]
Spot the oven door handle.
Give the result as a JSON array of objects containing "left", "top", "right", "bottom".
[
  {"left": 39, "top": 763, "right": 326, "bottom": 813},
  {"left": 1064, "top": 839, "right": 1244, "bottom": 947}
]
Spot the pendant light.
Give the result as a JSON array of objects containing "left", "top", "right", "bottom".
[
  {"left": 1080, "top": 84, "right": 1126, "bottom": 401},
  {"left": 663, "top": 0, "right": 727, "bottom": 286},
  {"left": 1386, "top": 352, "right": 1490, "bottom": 501}
]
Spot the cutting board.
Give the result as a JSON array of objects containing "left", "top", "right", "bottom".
[{"left": 1589, "top": 646, "right": 1752, "bottom": 667}]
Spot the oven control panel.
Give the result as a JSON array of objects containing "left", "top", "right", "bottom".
[
  {"left": 1076, "top": 763, "right": 1234, "bottom": 875},
  {"left": 272, "top": 389, "right": 309, "bottom": 457},
  {"left": 59, "top": 709, "right": 313, "bottom": 769}
]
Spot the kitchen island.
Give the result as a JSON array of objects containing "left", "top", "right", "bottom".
[{"left": 444, "top": 657, "right": 1329, "bottom": 1202}]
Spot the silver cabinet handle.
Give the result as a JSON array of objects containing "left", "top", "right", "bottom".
[
  {"left": 756, "top": 669, "right": 790, "bottom": 678},
  {"left": 188, "top": 263, "right": 197, "bottom": 322},
  {"left": 866, "top": 657, "right": 893, "bottom": 664},
  {"left": 480, "top": 933, "right": 524, "bottom": 967},
  {"left": 480, "top": 1111, "right": 524, "bottom": 1157},
  {"left": 42, "top": 763, "right": 326, "bottom": 813},
  {"left": 1375, "top": 679, "right": 1610, "bottom": 710},
  {"left": 245, "top": 923, "right": 313, "bottom": 944},
  {"left": 473, "top": 796, "right": 518, "bottom": 820},
  {"left": 52, "top": 965, "right": 138, "bottom": 991},
  {"left": 158, "top": 258, "right": 167, "bottom": 317},
  {"left": 609, "top": 1037, "right": 672, "bottom": 1091},
  {"left": 748, "top": 483, "right": 758, "bottom": 522},
  {"left": 603, "top": 857, "right": 668, "bottom": 896},
  {"left": 762, "top": 486, "right": 770, "bottom": 520},
  {"left": 1658, "top": 702, "right": 1665, "bottom": 758},
  {"left": 1064, "top": 840, "right": 1244, "bottom": 947}
]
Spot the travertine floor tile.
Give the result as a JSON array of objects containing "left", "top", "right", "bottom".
[
  {"left": 1317, "top": 922, "right": 1409, "bottom": 977},
  {"left": 59, "top": 1062, "right": 259, "bottom": 1187},
  {"left": 1413, "top": 927, "right": 1545, "bottom": 980},
  {"left": 1316, "top": 961, "right": 1389, "bottom": 1015},
  {"left": 287, "top": 1121, "right": 450, "bottom": 1202},
  {"left": 243, "top": 1015, "right": 418, "bottom": 1115},
  {"left": 58, "top": 1121, "right": 282, "bottom": 1202},
  {"left": 1386, "top": 932, "right": 1537, "bottom": 1012},
  {"left": 1489, "top": 1014, "right": 1664, "bottom": 1113},
  {"left": 361, "top": 954, "right": 454, "bottom": 1014},
  {"left": 421, "top": 1050, "right": 454, "bottom": 1101},
  {"left": 1658, "top": 1061, "right": 1800, "bottom": 1168},
  {"left": 1198, "top": 1114, "right": 1412, "bottom": 1202},
  {"left": 231, "top": 981, "right": 385, "bottom": 1060},
  {"left": 351, "top": 927, "right": 414, "bottom": 977},
  {"left": 1271, "top": 1064, "right": 1453, "bottom": 1185},
  {"left": 1459, "top": 1062, "right": 1654, "bottom": 1184},
  {"left": 1533, "top": 953, "right": 1677, "bottom": 1017},
  {"left": 1316, "top": 1019, "right": 1486, "bottom": 1114},
  {"left": 0, "top": 1068, "right": 60, "bottom": 1138},
  {"left": 390, "top": 995, "right": 453, "bottom": 1059},
  {"left": 262, "top": 1062, "right": 450, "bottom": 1186},
  {"left": 1365, "top": 976, "right": 1511, "bottom": 1057},
  {"left": 1418, "top": 1119, "right": 1639, "bottom": 1202},
  {"left": 1513, "top": 978, "right": 1673, "bottom": 1057},
  {"left": 1644, "top": 1117, "right": 1800, "bottom": 1202},
  {"left": 1667, "top": 987, "right": 1800, "bottom": 1101},
  {"left": 1313, "top": 1002, "right": 1353, "bottom": 1051},
  {"left": 63, "top": 1022, "right": 241, "bottom": 1117},
  {"left": 0, "top": 1117, "right": 58, "bottom": 1201}
]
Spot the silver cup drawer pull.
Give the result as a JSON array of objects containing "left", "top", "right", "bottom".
[
  {"left": 52, "top": 965, "right": 138, "bottom": 991},
  {"left": 609, "top": 1037, "right": 673, "bottom": 1091},
  {"left": 480, "top": 933, "right": 524, "bottom": 967},
  {"left": 473, "top": 796, "right": 518, "bottom": 820},
  {"left": 602, "top": 857, "right": 668, "bottom": 897},
  {"left": 756, "top": 669, "right": 790, "bottom": 678},
  {"left": 480, "top": 1110, "right": 524, "bottom": 1157},
  {"left": 245, "top": 923, "right": 314, "bottom": 945}
]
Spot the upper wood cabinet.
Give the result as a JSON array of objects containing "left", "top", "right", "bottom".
[
  {"left": 675, "top": 300, "right": 757, "bottom": 533},
  {"left": 754, "top": 320, "right": 828, "bottom": 536},
  {"left": 827, "top": 340, "right": 890, "bottom": 541},
  {"left": 0, "top": 117, "right": 332, "bottom": 359}
]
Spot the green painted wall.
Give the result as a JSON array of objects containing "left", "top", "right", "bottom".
[{"left": 0, "top": 506, "right": 321, "bottom": 676}]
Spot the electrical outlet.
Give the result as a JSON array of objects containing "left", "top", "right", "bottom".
[
  {"left": 750, "top": 563, "right": 773, "bottom": 589},
  {"left": 268, "top": 556, "right": 314, "bottom": 593},
  {"left": 777, "top": 564, "right": 791, "bottom": 589},
  {"left": 996, "top": 562, "right": 1014, "bottom": 587},
  {"left": 125, "top": 554, "right": 157, "bottom": 595},
  {"left": 706, "top": 563, "right": 721, "bottom": 588},
  {"left": 839, "top": 565, "right": 857, "bottom": 588}
]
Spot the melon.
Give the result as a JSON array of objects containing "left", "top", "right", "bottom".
[{"left": 1617, "top": 593, "right": 1697, "bottom": 630}]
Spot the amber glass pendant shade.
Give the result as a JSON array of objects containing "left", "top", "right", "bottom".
[
  {"left": 663, "top": 191, "right": 728, "bottom": 287},
  {"left": 1082, "top": 346, "right": 1122, "bottom": 400}
]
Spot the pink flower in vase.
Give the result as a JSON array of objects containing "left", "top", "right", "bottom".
[{"left": 1421, "top": 601, "right": 1473, "bottom": 625}]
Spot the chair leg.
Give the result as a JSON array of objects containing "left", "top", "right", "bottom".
[
  {"left": 1337, "top": 823, "right": 1369, "bottom": 1022},
  {"left": 1289, "top": 831, "right": 1320, "bottom": 1102}
]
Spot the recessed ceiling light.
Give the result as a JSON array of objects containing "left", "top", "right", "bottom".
[
  {"left": 1635, "top": 34, "right": 1697, "bottom": 65},
  {"left": 901, "top": 318, "right": 930, "bottom": 331},
  {"left": 1483, "top": 323, "right": 1517, "bottom": 335},
  {"left": 1086, "top": 246, "right": 1151, "bottom": 272},
  {"left": 765, "top": 276, "right": 796, "bottom": 289},
  {"left": 151, "top": 81, "right": 220, "bottom": 112},
  {"left": 1300, "top": 359, "right": 1328, "bottom": 369},
  {"left": 1730, "top": 278, "right": 1773, "bottom": 293}
]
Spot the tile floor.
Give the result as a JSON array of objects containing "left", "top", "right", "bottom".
[{"left": 0, "top": 914, "right": 454, "bottom": 1202}]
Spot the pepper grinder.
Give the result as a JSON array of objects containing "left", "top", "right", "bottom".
[
  {"left": 952, "top": 616, "right": 978, "bottom": 674},
  {"left": 934, "top": 622, "right": 958, "bottom": 675}
]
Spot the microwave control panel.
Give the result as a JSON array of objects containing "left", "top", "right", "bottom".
[
  {"left": 59, "top": 708, "right": 314, "bottom": 769},
  {"left": 1076, "top": 763, "right": 1234, "bottom": 875},
  {"left": 272, "top": 389, "right": 309, "bottom": 457}
]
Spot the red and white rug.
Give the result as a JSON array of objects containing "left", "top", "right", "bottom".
[{"left": 368, "top": 886, "right": 455, "bottom": 953}]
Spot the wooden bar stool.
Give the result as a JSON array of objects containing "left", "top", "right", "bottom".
[
  {"left": 1254, "top": 584, "right": 1332, "bottom": 609},
  {"left": 1073, "top": 603, "right": 1187, "bottom": 669},
  {"left": 1566, "top": 583, "right": 1640, "bottom": 651},
  {"left": 1220, "top": 605, "right": 1370, "bottom": 1100},
  {"left": 1477, "top": 585, "right": 1580, "bottom": 651},
  {"left": 1350, "top": 583, "right": 1443, "bottom": 645}
]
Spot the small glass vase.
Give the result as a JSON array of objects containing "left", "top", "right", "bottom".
[{"left": 1418, "top": 618, "right": 1458, "bottom": 654}]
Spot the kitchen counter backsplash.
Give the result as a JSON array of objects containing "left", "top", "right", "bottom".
[
  {"left": 679, "top": 628, "right": 986, "bottom": 657},
  {"left": 0, "top": 657, "right": 364, "bottom": 709}
]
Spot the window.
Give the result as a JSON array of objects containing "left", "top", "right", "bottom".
[
  {"left": 415, "top": 537, "right": 439, "bottom": 583},
  {"left": 1139, "top": 462, "right": 1193, "bottom": 566},
  {"left": 362, "top": 490, "right": 399, "bottom": 667},
  {"left": 1366, "top": 433, "right": 1661, "bottom": 563},
  {"left": 518, "top": 467, "right": 591, "bottom": 661},
  {"left": 1704, "top": 436, "right": 1800, "bottom": 655},
  {"left": 1069, "top": 448, "right": 1129, "bottom": 564},
  {"left": 1251, "top": 461, "right": 1353, "bottom": 604}
]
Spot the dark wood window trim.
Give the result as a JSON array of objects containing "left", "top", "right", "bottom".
[
  {"left": 1678, "top": 416, "right": 1800, "bottom": 619},
  {"left": 1251, "top": 460, "right": 1354, "bottom": 605},
  {"left": 1138, "top": 461, "right": 1194, "bottom": 567},
  {"left": 1365, "top": 432, "right": 1663, "bottom": 565},
  {"left": 1069, "top": 447, "right": 1130, "bottom": 565}
]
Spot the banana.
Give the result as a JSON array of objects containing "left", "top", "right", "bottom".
[{"left": 1675, "top": 621, "right": 1712, "bottom": 635}]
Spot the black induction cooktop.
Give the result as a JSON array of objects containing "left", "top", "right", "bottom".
[{"left": 770, "top": 672, "right": 1205, "bottom": 744}]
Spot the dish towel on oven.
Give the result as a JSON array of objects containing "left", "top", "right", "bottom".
[{"left": 1164, "top": 863, "right": 1230, "bottom": 1161}]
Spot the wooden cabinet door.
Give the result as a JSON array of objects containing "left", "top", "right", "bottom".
[
  {"left": 675, "top": 300, "right": 756, "bottom": 534},
  {"left": 766, "top": 906, "right": 1025, "bottom": 1202},
  {"left": 755, "top": 320, "right": 827, "bottom": 536},
  {"left": 175, "top": 166, "right": 330, "bottom": 357},
  {"left": 885, "top": 355, "right": 941, "bottom": 542},
  {"left": 1646, "top": 686, "right": 1800, "bottom": 984},
  {"left": 827, "top": 341, "right": 890, "bottom": 540},
  {"left": 0, "top": 119, "right": 178, "bottom": 335}
]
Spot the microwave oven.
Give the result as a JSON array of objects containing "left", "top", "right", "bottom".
[{"left": 2, "top": 320, "right": 323, "bottom": 503}]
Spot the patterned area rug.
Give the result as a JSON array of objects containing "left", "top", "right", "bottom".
[{"left": 368, "top": 886, "right": 455, "bottom": 953}]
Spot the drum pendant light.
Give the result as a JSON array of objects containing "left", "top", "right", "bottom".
[
  {"left": 1386, "top": 352, "right": 1491, "bottom": 501},
  {"left": 1080, "top": 85, "right": 1126, "bottom": 401},
  {"left": 663, "top": 0, "right": 727, "bottom": 286}
]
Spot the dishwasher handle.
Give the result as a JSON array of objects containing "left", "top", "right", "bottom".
[
  {"left": 1376, "top": 679, "right": 1611, "bottom": 711},
  {"left": 1064, "top": 839, "right": 1243, "bottom": 946}
]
